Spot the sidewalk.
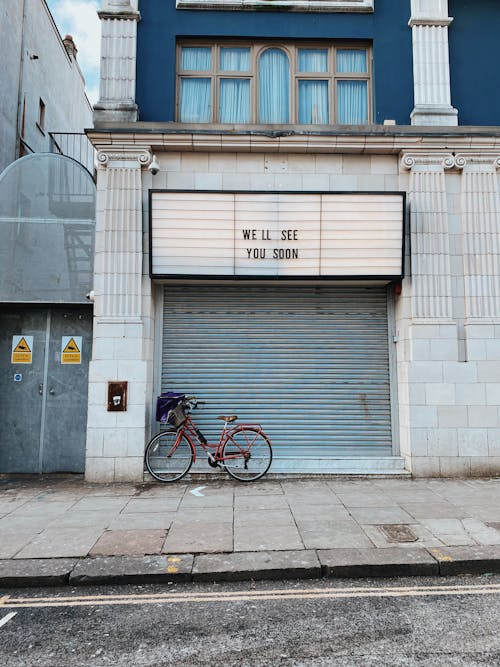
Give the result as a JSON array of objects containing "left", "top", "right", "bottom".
[{"left": 0, "top": 476, "right": 499, "bottom": 588}]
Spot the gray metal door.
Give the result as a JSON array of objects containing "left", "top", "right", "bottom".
[
  {"left": 0, "top": 307, "right": 92, "bottom": 473},
  {"left": 162, "top": 286, "right": 393, "bottom": 467}
]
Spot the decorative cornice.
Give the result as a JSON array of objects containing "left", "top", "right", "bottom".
[
  {"left": 86, "top": 129, "right": 500, "bottom": 156},
  {"left": 96, "top": 145, "right": 152, "bottom": 168},
  {"left": 401, "top": 153, "right": 455, "bottom": 171}
]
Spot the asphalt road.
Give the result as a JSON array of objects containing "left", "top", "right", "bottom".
[{"left": 1, "top": 575, "right": 499, "bottom": 666}]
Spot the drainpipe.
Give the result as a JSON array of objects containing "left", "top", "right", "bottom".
[{"left": 15, "top": 0, "right": 28, "bottom": 160}]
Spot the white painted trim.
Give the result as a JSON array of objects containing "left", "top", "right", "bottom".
[{"left": 176, "top": 0, "right": 374, "bottom": 12}]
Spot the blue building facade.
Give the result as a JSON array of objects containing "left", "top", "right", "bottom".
[{"left": 86, "top": 0, "right": 500, "bottom": 482}]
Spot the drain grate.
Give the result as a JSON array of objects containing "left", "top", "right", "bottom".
[{"left": 378, "top": 524, "right": 418, "bottom": 543}]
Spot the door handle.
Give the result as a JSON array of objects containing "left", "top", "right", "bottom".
[
  {"left": 39, "top": 383, "right": 43, "bottom": 395},
  {"left": 49, "top": 388, "right": 55, "bottom": 395}
]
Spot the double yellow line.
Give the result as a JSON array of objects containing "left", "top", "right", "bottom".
[{"left": 1, "top": 583, "right": 500, "bottom": 609}]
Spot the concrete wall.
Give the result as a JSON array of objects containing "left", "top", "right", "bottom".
[
  {"left": 0, "top": 1, "right": 24, "bottom": 172},
  {"left": 0, "top": 0, "right": 92, "bottom": 174}
]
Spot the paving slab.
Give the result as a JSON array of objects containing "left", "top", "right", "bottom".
[
  {"left": 108, "top": 512, "right": 176, "bottom": 531},
  {"left": 289, "top": 504, "right": 351, "bottom": 522},
  {"left": 234, "top": 509, "right": 294, "bottom": 526},
  {"left": 46, "top": 510, "right": 120, "bottom": 529},
  {"left": 318, "top": 547, "right": 438, "bottom": 578},
  {"left": 348, "top": 506, "right": 416, "bottom": 525},
  {"left": 179, "top": 490, "right": 233, "bottom": 509},
  {"left": 121, "top": 497, "right": 181, "bottom": 513},
  {"left": 89, "top": 530, "right": 166, "bottom": 556},
  {"left": 234, "top": 494, "right": 290, "bottom": 510},
  {"left": 0, "top": 532, "right": 43, "bottom": 559},
  {"left": 234, "top": 482, "right": 284, "bottom": 496},
  {"left": 297, "top": 520, "right": 373, "bottom": 549},
  {"left": 402, "top": 502, "right": 471, "bottom": 520},
  {"left": 71, "top": 497, "right": 130, "bottom": 512},
  {"left": 69, "top": 554, "right": 193, "bottom": 585},
  {"left": 193, "top": 549, "right": 321, "bottom": 582},
  {"left": 234, "top": 522, "right": 304, "bottom": 552},
  {"left": 0, "top": 558, "right": 78, "bottom": 587},
  {"left": 13, "top": 527, "right": 103, "bottom": 559},
  {"left": 133, "top": 484, "right": 188, "bottom": 498},
  {"left": 163, "top": 522, "right": 233, "bottom": 553},
  {"left": 335, "top": 492, "right": 396, "bottom": 508},
  {"left": 428, "top": 546, "right": 500, "bottom": 575}
]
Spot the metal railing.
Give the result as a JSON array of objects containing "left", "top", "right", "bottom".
[{"left": 49, "top": 132, "right": 96, "bottom": 181}]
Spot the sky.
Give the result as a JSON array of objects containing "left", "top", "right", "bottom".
[{"left": 46, "top": 0, "right": 101, "bottom": 104}]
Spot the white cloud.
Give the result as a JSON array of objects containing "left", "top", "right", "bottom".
[{"left": 48, "top": 0, "right": 101, "bottom": 102}]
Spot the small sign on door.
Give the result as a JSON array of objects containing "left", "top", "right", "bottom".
[
  {"left": 11, "top": 335, "right": 33, "bottom": 364},
  {"left": 61, "top": 336, "right": 82, "bottom": 364}
]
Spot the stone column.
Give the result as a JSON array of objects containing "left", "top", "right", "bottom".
[
  {"left": 93, "top": 0, "right": 140, "bottom": 123},
  {"left": 398, "top": 152, "right": 458, "bottom": 477},
  {"left": 401, "top": 153, "right": 455, "bottom": 320},
  {"left": 455, "top": 154, "right": 500, "bottom": 322},
  {"left": 85, "top": 145, "right": 153, "bottom": 482},
  {"left": 409, "top": 0, "right": 458, "bottom": 126}
]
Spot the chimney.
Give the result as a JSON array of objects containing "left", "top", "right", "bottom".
[{"left": 63, "top": 35, "right": 78, "bottom": 60}]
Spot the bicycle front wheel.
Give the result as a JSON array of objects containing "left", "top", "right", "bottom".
[
  {"left": 145, "top": 430, "right": 193, "bottom": 482},
  {"left": 222, "top": 428, "right": 272, "bottom": 482}
]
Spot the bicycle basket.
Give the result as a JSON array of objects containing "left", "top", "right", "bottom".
[
  {"left": 166, "top": 403, "right": 187, "bottom": 428},
  {"left": 155, "top": 392, "right": 185, "bottom": 423}
]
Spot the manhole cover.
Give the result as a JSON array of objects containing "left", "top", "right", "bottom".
[{"left": 378, "top": 524, "right": 418, "bottom": 543}]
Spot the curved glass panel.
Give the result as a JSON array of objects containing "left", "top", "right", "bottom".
[
  {"left": 0, "top": 153, "right": 96, "bottom": 303},
  {"left": 259, "top": 48, "right": 290, "bottom": 124}
]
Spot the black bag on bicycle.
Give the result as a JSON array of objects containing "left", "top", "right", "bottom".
[{"left": 155, "top": 392, "right": 185, "bottom": 425}]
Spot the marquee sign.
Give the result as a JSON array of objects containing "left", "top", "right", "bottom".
[{"left": 150, "top": 191, "right": 404, "bottom": 280}]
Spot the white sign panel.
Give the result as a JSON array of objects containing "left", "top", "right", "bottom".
[{"left": 151, "top": 192, "right": 404, "bottom": 279}]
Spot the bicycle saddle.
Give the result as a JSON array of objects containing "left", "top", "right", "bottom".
[{"left": 217, "top": 415, "right": 238, "bottom": 423}]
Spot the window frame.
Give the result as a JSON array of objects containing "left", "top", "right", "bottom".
[{"left": 176, "top": 40, "right": 373, "bottom": 125}]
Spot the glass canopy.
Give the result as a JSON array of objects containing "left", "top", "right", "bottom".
[{"left": 0, "top": 153, "right": 96, "bottom": 303}]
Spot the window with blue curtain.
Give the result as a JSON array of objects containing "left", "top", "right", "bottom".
[
  {"left": 259, "top": 48, "right": 290, "bottom": 124},
  {"left": 179, "top": 47, "right": 213, "bottom": 122},
  {"left": 336, "top": 49, "right": 368, "bottom": 124},
  {"left": 219, "top": 47, "right": 251, "bottom": 123},
  {"left": 177, "top": 42, "right": 371, "bottom": 125}
]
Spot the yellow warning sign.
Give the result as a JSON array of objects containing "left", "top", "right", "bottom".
[
  {"left": 11, "top": 336, "right": 33, "bottom": 364},
  {"left": 61, "top": 336, "right": 82, "bottom": 364}
]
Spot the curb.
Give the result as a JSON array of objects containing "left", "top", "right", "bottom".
[{"left": 1, "top": 548, "right": 499, "bottom": 589}]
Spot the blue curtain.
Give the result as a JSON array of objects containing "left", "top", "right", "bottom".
[
  {"left": 298, "top": 80, "right": 329, "bottom": 124},
  {"left": 337, "top": 80, "right": 368, "bottom": 124},
  {"left": 181, "top": 47, "right": 212, "bottom": 71},
  {"left": 220, "top": 79, "right": 250, "bottom": 123},
  {"left": 259, "top": 48, "right": 290, "bottom": 124},
  {"left": 220, "top": 47, "right": 250, "bottom": 72},
  {"left": 337, "top": 49, "right": 367, "bottom": 73},
  {"left": 180, "top": 78, "right": 211, "bottom": 122},
  {"left": 298, "top": 49, "right": 328, "bottom": 73}
]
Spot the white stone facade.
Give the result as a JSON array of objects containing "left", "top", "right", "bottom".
[{"left": 85, "top": 0, "right": 500, "bottom": 480}]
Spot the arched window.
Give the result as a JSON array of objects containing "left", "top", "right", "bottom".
[{"left": 258, "top": 48, "right": 290, "bottom": 124}]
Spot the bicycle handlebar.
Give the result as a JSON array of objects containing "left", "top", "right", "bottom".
[{"left": 184, "top": 396, "right": 206, "bottom": 408}]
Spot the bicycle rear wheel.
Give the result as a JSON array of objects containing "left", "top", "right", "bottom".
[
  {"left": 145, "top": 430, "right": 193, "bottom": 482},
  {"left": 222, "top": 427, "right": 272, "bottom": 482}
]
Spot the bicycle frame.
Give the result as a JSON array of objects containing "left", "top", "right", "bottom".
[{"left": 173, "top": 414, "right": 266, "bottom": 464}]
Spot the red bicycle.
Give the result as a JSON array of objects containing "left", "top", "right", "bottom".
[{"left": 145, "top": 394, "right": 273, "bottom": 482}]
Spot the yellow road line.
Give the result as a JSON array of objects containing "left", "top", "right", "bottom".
[{"left": 1, "top": 584, "right": 500, "bottom": 609}]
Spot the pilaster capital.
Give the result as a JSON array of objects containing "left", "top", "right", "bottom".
[
  {"left": 454, "top": 154, "right": 500, "bottom": 171},
  {"left": 401, "top": 153, "right": 455, "bottom": 172},
  {"left": 410, "top": 0, "right": 450, "bottom": 23},
  {"left": 96, "top": 145, "right": 152, "bottom": 169},
  {"left": 99, "top": 0, "right": 140, "bottom": 19}
]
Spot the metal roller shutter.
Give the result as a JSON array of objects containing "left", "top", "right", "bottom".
[{"left": 162, "top": 285, "right": 393, "bottom": 470}]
